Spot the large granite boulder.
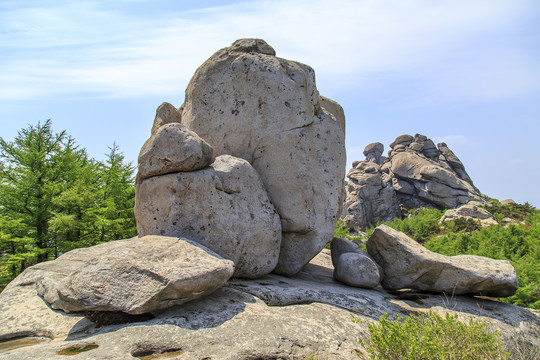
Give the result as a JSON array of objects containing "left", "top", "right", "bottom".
[
  {"left": 1, "top": 250, "right": 538, "bottom": 359},
  {"left": 135, "top": 155, "right": 282, "bottom": 279},
  {"left": 366, "top": 225, "right": 519, "bottom": 297},
  {"left": 344, "top": 133, "right": 486, "bottom": 229},
  {"left": 440, "top": 203, "right": 498, "bottom": 227},
  {"left": 30, "top": 236, "right": 233, "bottom": 315},
  {"left": 138, "top": 123, "right": 213, "bottom": 179},
  {"left": 181, "top": 38, "right": 346, "bottom": 275}
]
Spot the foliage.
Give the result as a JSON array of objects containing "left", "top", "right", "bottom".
[
  {"left": 356, "top": 312, "right": 509, "bottom": 360},
  {"left": 484, "top": 198, "right": 536, "bottom": 221},
  {"left": 381, "top": 208, "right": 444, "bottom": 243},
  {"left": 0, "top": 120, "right": 136, "bottom": 291}
]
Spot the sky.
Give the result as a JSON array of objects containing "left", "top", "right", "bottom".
[{"left": 1, "top": 0, "right": 539, "bottom": 207}]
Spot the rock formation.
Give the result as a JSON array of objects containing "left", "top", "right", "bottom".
[
  {"left": 34, "top": 236, "right": 234, "bottom": 314},
  {"left": 178, "top": 38, "right": 346, "bottom": 275},
  {"left": 367, "top": 225, "right": 519, "bottom": 297},
  {"left": 1, "top": 250, "right": 537, "bottom": 359},
  {"left": 343, "top": 133, "right": 485, "bottom": 229},
  {"left": 342, "top": 143, "right": 402, "bottom": 230}
]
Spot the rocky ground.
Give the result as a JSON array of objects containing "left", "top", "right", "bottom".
[{"left": 0, "top": 250, "right": 538, "bottom": 359}]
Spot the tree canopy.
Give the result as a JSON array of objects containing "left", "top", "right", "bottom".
[{"left": 0, "top": 120, "right": 136, "bottom": 289}]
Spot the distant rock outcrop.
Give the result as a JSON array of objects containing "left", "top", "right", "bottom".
[{"left": 343, "top": 133, "right": 485, "bottom": 229}]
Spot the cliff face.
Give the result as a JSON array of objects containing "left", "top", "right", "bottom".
[{"left": 343, "top": 133, "right": 485, "bottom": 230}]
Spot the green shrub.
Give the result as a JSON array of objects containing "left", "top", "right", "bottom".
[
  {"left": 384, "top": 208, "right": 443, "bottom": 243},
  {"left": 356, "top": 312, "right": 509, "bottom": 360}
]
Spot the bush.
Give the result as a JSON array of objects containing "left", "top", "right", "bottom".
[{"left": 356, "top": 312, "right": 509, "bottom": 360}]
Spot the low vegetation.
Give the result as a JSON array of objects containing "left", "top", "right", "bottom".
[{"left": 355, "top": 312, "right": 509, "bottom": 360}]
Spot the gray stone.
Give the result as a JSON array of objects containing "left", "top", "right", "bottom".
[
  {"left": 367, "top": 225, "right": 519, "bottom": 297},
  {"left": 343, "top": 160, "right": 401, "bottom": 230},
  {"left": 181, "top": 38, "right": 346, "bottom": 275},
  {"left": 33, "top": 236, "right": 234, "bottom": 315},
  {"left": 135, "top": 155, "right": 282, "bottom": 279},
  {"left": 150, "top": 102, "right": 182, "bottom": 135},
  {"left": 363, "top": 142, "right": 384, "bottom": 163},
  {"left": 438, "top": 142, "right": 474, "bottom": 185},
  {"left": 320, "top": 95, "right": 345, "bottom": 135},
  {"left": 1, "top": 250, "right": 538, "bottom": 359},
  {"left": 501, "top": 199, "right": 516, "bottom": 205},
  {"left": 330, "top": 237, "right": 363, "bottom": 267},
  {"left": 138, "top": 123, "right": 213, "bottom": 179},
  {"left": 333, "top": 253, "right": 381, "bottom": 288},
  {"left": 389, "top": 134, "right": 413, "bottom": 149},
  {"left": 229, "top": 37, "right": 276, "bottom": 55},
  {"left": 440, "top": 204, "right": 498, "bottom": 227}
]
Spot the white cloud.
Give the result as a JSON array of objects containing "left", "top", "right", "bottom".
[
  {"left": 0, "top": 0, "right": 538, "bottom": 101},
  {"left": 432, "top": 135, "right": 470, "bottom": 146}
]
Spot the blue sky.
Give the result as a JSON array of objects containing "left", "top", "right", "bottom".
[{"left": 1, "top": 0, "right": 539, "bottom": 206}]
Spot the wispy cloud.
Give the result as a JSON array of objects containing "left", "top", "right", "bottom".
[
  {"left": 0, "top": 0, "right": 538, "bottom": 102},
  {"left": 432, "top": 135, "right": 470, "bottom": 146}
]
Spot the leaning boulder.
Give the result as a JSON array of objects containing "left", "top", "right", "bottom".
[
  {"left": 135, "top": 155, "right": 282, "bottom": 279},
  {"left": 366, "top": 225, "right": 518, "bottom": 297},
  {"left": 138, "top": 123, "right": 213, "bottom": 179},
  {"left": 34, "top": 236, "right": 234, "bottom": 315},
  {"left": 181, "top": 38, "right": 346, "bottom": 275}
]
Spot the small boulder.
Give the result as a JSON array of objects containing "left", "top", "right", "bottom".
[
  {"left": 35, "top": 236, "right": 234, "bottom": 315},
  {"left": 333, "top": 253, "right": 381, "bottom": 289},
  {"left": 151, "top": 102, "right": 182, "bottom": 135},
  {"left": 366, "top": 225, "right": 518, "bottom": 297},
  {"left": 138, "top": 123, "right": 213, "bottom": 179},
  {"left": 363, "top": 142, "right": 384, "bottom": 164},
  {"left": 390, "top": 134, "right": 413, "bottom": 149}
]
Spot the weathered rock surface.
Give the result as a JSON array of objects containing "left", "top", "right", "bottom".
[
  {"left": 440, "top": 203, "right": 498, "bottom": 227},
  {"left": 31, "top": 236, "right": 234, "bottom": 315},
  {"left": 344, "top": 133, "right": 486, "bottom": 229},
  {"left": 135, "top": 155, "right": 282, "bottom": 278},
  {"left": 342, "top": 143, "right": 401, "bottom": 229},
  {"left": 180, "top": 38, "right": 346, "bottom": 275},
  {"left": 1, "top": 250, "right": 538, "bottom": 359},
  {"left": 150, "top": 102, "right": 182, "bottom": 135},
  {"left": 367, "top": 225, "right": 519, "bottom": 297},
  {"left": 138, "top": 123, "right": 213, "bottom": 179}
]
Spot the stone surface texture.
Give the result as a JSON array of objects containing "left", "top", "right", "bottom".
[
  {"left": 32, "top": 236, "right": 234, "bottom": 315},
  {"left": 180, "top": 38, "right": 346, "bottom": 275},
  {"left": 343, "top": 133, "right": 486, "bottom": 229},
  {"left": 1, "top": 250, "right": 538, "bottom": 359},
  {"left": 366, "top": 225, "right": 519, "bottom": 297},
  {"left": 440, "top": 204, "right": 499, "bottom": 227},
  {"left": 138, "top": 123, "right": 213, "bottom": 179},
  {"left": 135, "top": 155, "right": 282, "bottom": 279}
]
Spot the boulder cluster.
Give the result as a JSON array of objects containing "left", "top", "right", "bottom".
[
  {"left": 16, "top": 38, "right": 346, "bottom": 315},
  {"left": 0, "top": 39, "right": 527, "bottom": 358},
  {"left": 343, "top": 133, "right": 485, "bottom": 230}
]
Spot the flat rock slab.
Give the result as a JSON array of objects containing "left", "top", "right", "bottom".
[
  {"left": 33, "top": 236, "right": 234, "bottom": 314},
  {"left": 367, "top": 225, "right": 519, "bottom": 297},
  {"left": 0, "top": 250, "right": 538, "bottom": 359}
]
